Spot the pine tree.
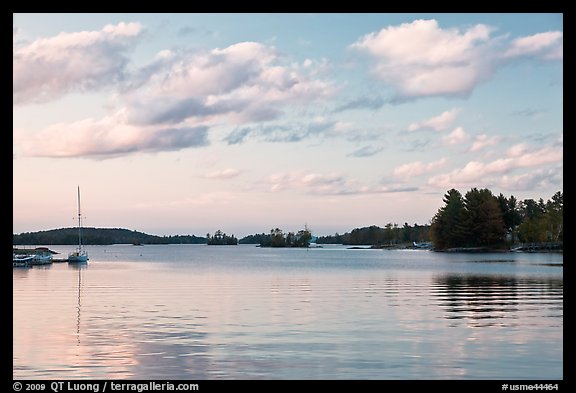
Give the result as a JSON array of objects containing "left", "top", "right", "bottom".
[{"left": 430, "top": 189, "right": 468, "bottom": 249}]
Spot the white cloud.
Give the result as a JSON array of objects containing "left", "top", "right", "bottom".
[
  {"left": 393, "top": 158, "right": 448, "bottom": 178},
  {"left": 468, "top": 134, "right": 502, "bottom": 152},
  {"left": 268, "top": 171, "right": 347, "bottom": 194},
  {"left": 350, "top": 19, "right": 563, "bottom": 100},
  {"left": 442, "top": 127, "right": 469, "bottom": 145},
  {"left": 407, "top": 108, "right": 460, "bottom": 132},
  {"left": 15, "top": 111, "right": 208, "bottom": 158},
  {"left": 124, "top": 42, "right": 334, "bottom": 127},
  {"left": 13, "top": 22, "right": 143, "bottom": 105},
  {"left": 504, "top": 31, "right": 563, "bottom": 60},
  {"left": 497, "top": 165, "right": 563, "bottom": 191},
  {"left": 427, "top": 143, "right": 563, "bottom": 190},
  {"left": 506, "top": 143, "right": 530, "bottom": 158},
  {"left": 350, "top": 19, "right": 495, "bottom": 99}
]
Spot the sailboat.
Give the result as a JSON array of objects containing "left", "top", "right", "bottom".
[{"left": 68, "top": 186, "right": 89, "bottom": 264}]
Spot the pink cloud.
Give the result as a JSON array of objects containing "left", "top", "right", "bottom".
[
  {"left": 407, "top": 108, "right": 460, "bottom": 132},
  {"left": 15, "top": 112, "right": 208, "bottom": 158},
  {"left": 393, "top": 158, "right": 448, "bottom": 178},
  {"left": 504, "top": 31, "right": 563, "bottom": 60},
  {"left": 204, "top": 168, "right": 242, "bottom": 179},
  {"left": 468, "top": 134, "right": 502, "bottom": 152},
  {"left": 442, "top": 127, "right": 469, "bottom": 145},
  {"left": 124, "top": 42, "right": 334, "bottom": 127},
  {"left": 428, "top": 143, "right": 563, "bottom": 190},
  {"left": 13, "top": 22, "right": 143, "bottom": 105}
]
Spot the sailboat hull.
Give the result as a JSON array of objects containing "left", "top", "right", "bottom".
[{"left": 68, "top": 252, "right": 88, "bottom": 263}]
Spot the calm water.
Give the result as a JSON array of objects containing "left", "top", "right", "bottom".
[{"left": 13, "top": 244, "right": 563, "bottom": 380}]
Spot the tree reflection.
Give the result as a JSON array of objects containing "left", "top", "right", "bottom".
[{"left": 433, "top": 274, "right": 562, "bottom": 327}]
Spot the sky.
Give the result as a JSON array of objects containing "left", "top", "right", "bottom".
[{"left": 13, "top": 13, "right": 563, "bottom": 238}]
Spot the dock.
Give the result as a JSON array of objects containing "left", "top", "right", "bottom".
[{"left": 511, "top": 242, "right": 563, "bottom": 252}]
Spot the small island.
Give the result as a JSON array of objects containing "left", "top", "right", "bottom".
[
  {"left": 206, "top": 230, "right": 238, "bottom": 245},
  {"left": 258, "top": 227, "right": 312, "bottom": 248}
]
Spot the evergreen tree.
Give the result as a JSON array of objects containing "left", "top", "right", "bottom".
[
  {"left": 463, "top": 188, "right": 506, "bottom": 246},
  {"left": 430, "top": 189, "right": 468, "bottom": 249}
]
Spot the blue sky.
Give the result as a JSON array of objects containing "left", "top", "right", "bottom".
[{"left": 13, "top": 13, "right": 563, "bottom": 237}]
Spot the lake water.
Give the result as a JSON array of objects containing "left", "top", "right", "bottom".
[{"left": 13, "top": 244, "right": 563, "bottom": 380}]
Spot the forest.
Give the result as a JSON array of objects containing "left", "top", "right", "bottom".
[
  {"left": 429, "top": 188, "right": 563, "bottom": 250},
  {"left": 315, "top": 223, "right": 430, "bottom": 246},
  {"left": 12, "top": 227, "right": 206, "bottom": 245}
]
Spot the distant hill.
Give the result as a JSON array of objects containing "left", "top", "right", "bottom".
[{"left": 13, "top": 227, "right": 206, "bottom": 245}]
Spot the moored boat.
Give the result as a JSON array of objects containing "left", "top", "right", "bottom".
[
  {"left": 68, "top": 186, "right": 89, "bottom": 264},
  {"left": 32, "top": 251, "right": 53, "bottom": 265},
  {"left": 13, "top": 247, "right": 56, "bottom": 266},
  {"left": 13, "top": 254, "right": 34, "bottom": 267}
]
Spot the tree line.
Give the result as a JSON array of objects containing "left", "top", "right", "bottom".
[
  {"left": 13, "top": 188, "right": 562, "bottom": 251},
  {"left": 430, "top": 188, "right": 563, "bottom": 250},
  {"left": 13, "top": 227, "right": 206, "bottom": 245},
  {"left": 316, "top": 223, "right": 430, "bottom": 246}
]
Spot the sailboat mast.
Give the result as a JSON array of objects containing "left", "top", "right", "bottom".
[{"left": 77, "top": 186, "right": 82, "bottom": 252}]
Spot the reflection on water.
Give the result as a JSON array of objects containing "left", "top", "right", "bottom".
[
  {"left": 13, "top": 246, "right": 562, "bottom": 380},
  {"left": 70, "top": 264, "right": 85, "bottom": 346},
  {"left": 433, "top": 275, "right": 563, "bottom": 327}
]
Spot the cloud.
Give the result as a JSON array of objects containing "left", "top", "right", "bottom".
[
  {"left": 14, "top": 35, "right": 335, "bottom": 158},
  {"left": 124, "top": 42, "right": 334, "bottom": 127},
  {"left": 15, "top": 112, "right": 209, "bottom": 158},
  {"left": 350, "top": 19, "right": 495, "bottom": 100},
  {"left": 407, "top": 108, "right": 460, "bottom": 132},
  {"left": 224, "top": 117, "right": 337, "bottom": 145},
  {"left": 350, "top": 19, "right": 562, "bottom": 100},
  {"left": 392, "top": 158, "right": 448, "bottom": 179},
  {"left": 468, "top": 134, "right": 502, "bottom": 152},
  {"left": 13, "top": 22, "right": 143, "bottom": 105},
  {"left": 203, "top": 168, "right": 242, "bottom": 179},
  {"left": 268, "top": 171, "right": 348, "bottom": 194},
  {"left": 503, "top": 31, "right": 563, "bottom": 60},
  {"left": 427, "top": 142, "right": 563, "bottom": 190},
  {"left": 497, "top": 165, "right": 563, "bottom": 191},
  {"left": 442, "top": 127, "right": 469, "bottom": 145},
  {"left": 266, "top": 171, "right": 417, "bottom": 196}
]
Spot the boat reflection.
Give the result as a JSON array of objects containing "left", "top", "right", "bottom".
[{"left": 68, "top": 264, "right": 85, "bottom": 345}]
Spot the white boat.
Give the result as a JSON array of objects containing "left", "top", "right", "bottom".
[
  {"left": 68, "top": 186, "right": 89, "bottom": 264},
  {"left": 32, "top": 251, "right": 53, "bottom": 265},
  {"left": 413, "top": 241, "right": 432, "bottom": 249},
  {"left": 13, "top": 247, "right": 55, "bottom": 266},
  {"left": 13, "top": 254, "right": 34, "bottom": 267}
]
